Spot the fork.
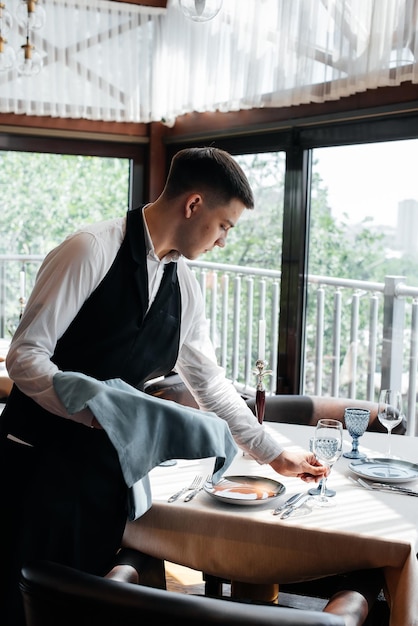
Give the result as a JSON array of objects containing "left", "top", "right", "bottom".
[
  {"left": 350, "top": 476, "right": 418, "bottom": 497},
  {"left": 184, "top": 474, "right": 211, "bottom": 502},
  {"left": 357, "top": 477, "right": 418, "bottom": 496},
  {"left": 167, "top": 474, "right": 202, "bottom": 503}
]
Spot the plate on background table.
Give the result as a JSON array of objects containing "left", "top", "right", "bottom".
[
  {"left": 204, "top": 475, "right": 285, "bottom": 506},
  {"left": 349, "top": 457, "right": 418, "bottom": 483}
]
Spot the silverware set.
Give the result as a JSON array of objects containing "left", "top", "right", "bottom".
[
  {"left": 351, "top": 476, "right": 418, "bottom": 496},
  {"left": 272, "top": 474, "right": 418, "bottom": 519},
  {"left": 273, "top": 492, "right": 312, "bottom": 518},
  {"left": 168, "top": 474, "right": 211, "bottom": 503},
  {"left": 169, "top": 470, "right": 418, "bottom": 512},
  {"left": 184, "top": 475, "right": 211, "bottom": 502}
]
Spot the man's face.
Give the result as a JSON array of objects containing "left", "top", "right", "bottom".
[{"left": 180, "top": 197, "right": 245, "bottom": 260}]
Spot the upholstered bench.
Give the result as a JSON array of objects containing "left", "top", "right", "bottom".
[{"left": 144, "top": 372, "right": 406, "bottom": 434}]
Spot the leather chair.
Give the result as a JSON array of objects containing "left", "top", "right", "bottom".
[
  {"left": 246, "top": 394, "right": 406, "bottom": 434},
  {"left": 20, "top": 556, "right": 379, "bottom": 626},
  {"left": 144, "top": 372, "right": 406, "bottom": 434}
]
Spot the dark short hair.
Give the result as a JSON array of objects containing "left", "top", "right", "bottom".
[{"left": 163, "top": 147, "right": 254, "bottom": 209}]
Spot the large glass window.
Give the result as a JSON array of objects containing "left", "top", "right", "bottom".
[
  {"left": 191, "top": 152, "right": 285, "bottom": 391},
  {"left": 306, "top": 140, "right": 418, "bottom": 426},
  {"left": 0, "top": 151, "right": 130, "bottom": 338}
]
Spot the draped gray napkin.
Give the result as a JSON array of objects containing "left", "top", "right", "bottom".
[{"left": 53, "top": 371, "right": 238, "bottom": 519}]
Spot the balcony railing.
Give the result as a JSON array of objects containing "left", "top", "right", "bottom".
[{"left": 1, "top": 254, "right": 417, "bottom": 435}]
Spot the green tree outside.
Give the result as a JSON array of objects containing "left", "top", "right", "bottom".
[
  {"left": 1, "top": 149, "right": 417, "bottom": 397},
  {"left": 0, "top": 151, "right": 130, "bottom": 335}
]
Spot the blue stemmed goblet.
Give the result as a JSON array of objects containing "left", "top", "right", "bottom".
[{"left": 342, "top": 407, "right": 370, "bottom": 459}]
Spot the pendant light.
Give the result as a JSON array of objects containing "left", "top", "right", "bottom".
[
  {"left": 0, "top": 1, "right": 15, "bottom": 71},
  {"left": 0, "top": 0, "right": 45, "bottom": 74},
  {"left": 16, "top": 27, "right": 42, "bottom": 75},
  {"left": 179, "top": 0, "right": 222, "bottom": 22},
  {"left": 16, "top": 0, "right": 45, "bottom": 30}
]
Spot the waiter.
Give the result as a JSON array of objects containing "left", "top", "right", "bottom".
[{"left": 0, "top": 147, "right": 326, "bottom": 626}]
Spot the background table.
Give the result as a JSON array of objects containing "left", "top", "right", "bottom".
[{"left": 123, "top": 422, "right": 418, "bottom": 626}]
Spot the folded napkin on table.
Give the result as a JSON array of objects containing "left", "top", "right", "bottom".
[{"left": 53, "top": 371, "right": 238, "bottom": 519}]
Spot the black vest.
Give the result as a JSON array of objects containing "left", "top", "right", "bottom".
[{"left": 1, "top": 207, "right": 181, "bottom": 445}]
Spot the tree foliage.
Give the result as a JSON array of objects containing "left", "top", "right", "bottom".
[
  {"left": 0, "top": 151, "right": 129, "bottom": 256},
  {"left": 205, "top": 152, "right": 284, "bottom": 269},
  {"left": 0, "top": 151, "right": 130, "bottom": 335}
]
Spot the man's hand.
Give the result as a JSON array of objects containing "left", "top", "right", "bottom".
[{"left": 269, "top": 449, "right": 329, "bottom": 483}]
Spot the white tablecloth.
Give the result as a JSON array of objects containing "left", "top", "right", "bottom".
[{"left": 123, "top": 422, "right": 418, "bottom": 626}]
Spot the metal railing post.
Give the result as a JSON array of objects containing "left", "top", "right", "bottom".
[
  {"left": 331, "top": 289, "right": 341, "bottom": 397},
  {"left": 244, "top": 277, "right": 254, "bottom": 387},
  {"left": 220, "top": 273, "right": 229, "bottom": 370},
  {"left": 232, "top": 275, "right": 241, "bottom": 383},
  {"left": 367, "top": 294, "right": 379, "bottom": 402},
  {"left": 407, "top": 299, "right": 418, "bottom": 436},
  {"left": 314, "top": 287, "right": 324, "bottom": 395},
  {"left": 348, "top": 292, "right": 360, "bottom": 399},
  {"left": 270, "top": 281, "right": 279, "bottom": 394},
  {"left": 380, "top": 276, "right": 405, "bottom": 394},
  {"left": 209, "top": 271, "right": 218, "bottom": 347}
]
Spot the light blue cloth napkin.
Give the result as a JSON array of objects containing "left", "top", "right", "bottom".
[{"left": 53, "top": 371, "right": 238, "bottom": 519}]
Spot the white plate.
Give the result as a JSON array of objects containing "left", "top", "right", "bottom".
[
  {"left": 204, "top": 475, "right": 285, "bottom": 506},
  {"left": 349, "top": 457, "right": 418, "bottom": 483}
]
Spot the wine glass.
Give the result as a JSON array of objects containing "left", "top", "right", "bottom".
[
  {"left": 308, "top": 436, "right": 335, "bottom": 497},
  {"left": 378, "top": 389, "right": 404, "bottom": 457},
  {"left": 311, "top": 419, "right": 343, "bottom": 507},
  {"left": 343, "top": 408, "right": 370, "bottom": 459}
]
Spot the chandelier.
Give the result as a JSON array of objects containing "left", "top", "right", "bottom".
[
  {"left": 0, "top": 0, "right": 45, "bottom": 76},
  {"left": 179, "top": 0, "right": 223, "bottom": 22}
]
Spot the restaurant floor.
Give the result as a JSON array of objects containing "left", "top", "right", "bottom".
[{"left": 164, "top": 562, "right": 390, "bottom": 623}]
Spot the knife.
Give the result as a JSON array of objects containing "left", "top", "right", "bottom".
[
  {"left": 167, "top": 487, "right": 189, "bottom": 503},
  {"left": 272, "top": 492, "right": 306, "bottom": 515},
  {"left": 369, "top": 481, "right": 418, "bottom": 494},
  {"left": 357, "top": 477, "right": 418, "bottom": 496},
  {"left": 280, "top": 494, "right": 312, "bottom": 519}
]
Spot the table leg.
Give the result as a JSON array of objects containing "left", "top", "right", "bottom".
[
  {"left": 230, "top": 581, "right": 279, "bottom": 604},
  {"left": 204, "top": 573, "right": 225, "bottom": 597}
]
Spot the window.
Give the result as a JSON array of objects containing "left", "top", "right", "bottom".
[
  {"left": 306, "top": 139, "right": 418, "bottom": 430},
  {"left": 191, "top": 151, "right": 285, "bottom": 391},
  {"left": 0, "top": 138, "right": 144, "bottom": 338}
]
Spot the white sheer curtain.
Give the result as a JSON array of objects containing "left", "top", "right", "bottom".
[
  {"left": 0, "top": 0, "right": 162, "bottom": 121},
  {"left": 0, "top": 0, "right": 417, "bottom": 124}
]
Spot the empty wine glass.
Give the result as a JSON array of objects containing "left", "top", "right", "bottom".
[
  {"left": 343, "top": 408, "right": 370, "bottom": 459},
  {"left": 311, "top": 419, "right": 343, "bottom": 507},
  {"left": 308, "top": 436, "right": 335, "bottom": 497},
  {"left": 378, "top": 389, "right": 404, "bottom": 457}
]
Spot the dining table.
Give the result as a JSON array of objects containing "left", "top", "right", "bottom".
[{"left": 122, "top": 421, "right": 418, "bottom": 626}]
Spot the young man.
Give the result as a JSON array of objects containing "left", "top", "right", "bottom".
[{"left": 0, "top": 147, "right": 325, "bottom": 625}]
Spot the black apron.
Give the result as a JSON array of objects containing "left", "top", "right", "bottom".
[{"left": 0, "top": 206, "right": 181, "bottom": 626}]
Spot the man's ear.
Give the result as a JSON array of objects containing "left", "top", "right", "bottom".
[{"left": 184, "top": 193, "right": 202, "bottom": 218}]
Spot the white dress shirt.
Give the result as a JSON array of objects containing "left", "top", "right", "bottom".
[{"left": 6, "top": 210, "right": 283, "bottom": 464}]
